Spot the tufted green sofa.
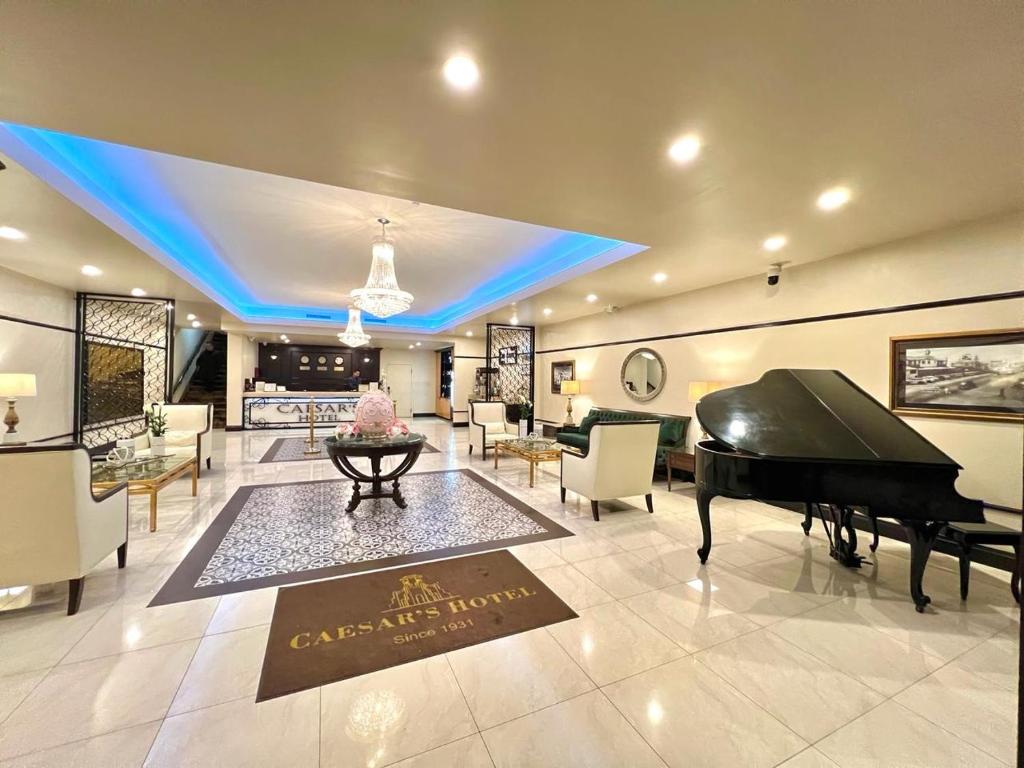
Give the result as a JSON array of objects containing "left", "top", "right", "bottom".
[{"left": 555, "top": 407, "right": 690, "bottom": 468}]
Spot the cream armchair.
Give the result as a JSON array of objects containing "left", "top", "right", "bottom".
[
  {"left": 560, "top": 420, "right": 660, "bottom": 521},
  {"left": 132, "top": 403, "right": 213, "bottom": 475},
  {"left": 468, "top": 400, "right": 519, "bottom": 459},
  {"left": 0, "top": 444, "right": 128, "bottom": 615}
]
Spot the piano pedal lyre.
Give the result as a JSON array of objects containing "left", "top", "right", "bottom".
[{"left": 815, "top": 503, "right": 865, "bottom": 569}]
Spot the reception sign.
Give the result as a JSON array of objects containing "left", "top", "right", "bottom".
[{"left": 242, "top": 394, "right": 361, "bottom": 429}]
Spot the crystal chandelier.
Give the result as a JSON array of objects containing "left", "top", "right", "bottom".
[
  {"left": 350, "top": 218, "right": 414, "bottom": 318},
  {"left": 337, "top": 306, "right": 371, "bottom": 348}
]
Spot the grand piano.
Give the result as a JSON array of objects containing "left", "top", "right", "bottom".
[{"left": 694, "top": 369, "right": 984, "bottom": 612}]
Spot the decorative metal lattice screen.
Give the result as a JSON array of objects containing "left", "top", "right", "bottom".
[
  {"left": 485, "top": 324, "right": 535, "bottom": 406},
  {"left": 76, "top": 294, "right": 174, "bottom": 448}
]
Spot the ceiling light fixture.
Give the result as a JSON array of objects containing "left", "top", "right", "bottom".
[
  {"left": 337, "top": 306, "right": 371, "bottom": 348},
  {"left": 191, "top": 320, "right": 202, "bottom": 328},
  {"left": 0, "top": 226, "right": 27, "bottom": 241},
  {"left": 816, "top": 186, "right": 851, "bottom": 211},
  {"left": 510, "top": 315, "right": 519, "bottom": 325},
  {"left": 81, "top": 265, "right": 102, "bottom": 277},
  {"left": 762, "top": 235, "right": 787, "bottom": 252},
  {"left": 186, "top": 313, "right": 196, "bottom": 321},
  {"left": 130, "top": 288, "right": 147, "bottom": 297},
  {"left": 668, "top": 134, "right": 701, "bottom": 164},
  {"left": 443, "top": 55, "right": 480, "bottom": 90},
  {"left": 415, "top": 341, "right": 422, "bottom": 347},
  {"left": 652, "top": 272, "right": 667, "bottom": 284},
  {"left": 585, "top": 293, "right": 598, "bottom": 303},
  {"left": 466, "top": 331, "right": 473, "bottom": 337},
  {"left": 279, "top": 334, "right": 288, "bottom": 340},
  {"left": 350, "top": 218, "right": 414, "bottom": 319},
  {"left": 543, "top": 307, "right": 552, "bottom": 316},
  {"left": 408, "top": 344, "right": 414, "bottom": 349}
]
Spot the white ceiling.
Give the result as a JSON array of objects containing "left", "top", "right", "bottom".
[{"left": 0, "top": 1, "right": 1021, "bottom": 336}]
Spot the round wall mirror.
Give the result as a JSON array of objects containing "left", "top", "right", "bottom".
[{"left": 620, "top": 347, "right": 666, "bottom": 402}]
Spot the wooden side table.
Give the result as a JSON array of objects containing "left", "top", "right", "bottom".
[{"left": 665, "top": 450, "right": 695, "bottom": 491}]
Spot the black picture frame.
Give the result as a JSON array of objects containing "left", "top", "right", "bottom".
[
  {"left": 889, "top": 328, "right": 1024, "bottom": 422},
  {"left": 551, "top": 360, "right": 576, "bottom": 394},
  {"left": 499, "top": 346, "right": 518, "bottom": 366}
]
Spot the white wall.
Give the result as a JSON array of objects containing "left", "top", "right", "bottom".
[
  {"left": 380, "top": 348, "right": 436, "bottom": 414},
  {"left": 0, "top": 266, "right": 75, "bottom": 442},
  {"left": 451, "top": 336, "right": 486, "bottom": 423},
  {"left": 225, "top": 332, "right": 258, "bottom": 427},
  {"left": 536, "top": 213, "right": 1024, "bottom": 508}
]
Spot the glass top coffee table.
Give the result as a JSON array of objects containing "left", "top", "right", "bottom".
[
  {"left": 493, "top": 437, "right": 565, "bottom": 487},
  {"left": 91, "top": 454, "right": 198, "bottom": 532}
]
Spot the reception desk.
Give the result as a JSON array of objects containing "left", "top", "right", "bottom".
[{"left": 242, "top": 391, "right": 362, "bottom": 429}]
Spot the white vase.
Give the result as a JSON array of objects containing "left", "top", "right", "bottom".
[
  {"left": 150, "top": 435, "right": 168, "bottom": 456},
  {"left": 519, "top": 419, "right": 529, "bottom": 437}
]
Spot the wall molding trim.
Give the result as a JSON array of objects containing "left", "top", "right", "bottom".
[
  {"left": 536, "top": 289, "right": 1024, "bottom": 355},
  {"left": 0, "top": 312, "right": 75, "bottom": 334}
]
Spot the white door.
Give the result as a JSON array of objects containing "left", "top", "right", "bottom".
[{"left": 387, "top": 363, "right": 413, "bottom": 418}]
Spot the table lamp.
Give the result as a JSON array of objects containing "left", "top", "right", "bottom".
[
  {"left": 560, "top": 379, "right": 580, "bottom": 426},
  {"left": 0, "top": 373, "right": 37, "bottom": 446}
]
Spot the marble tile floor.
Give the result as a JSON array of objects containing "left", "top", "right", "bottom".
[{"left": 0, "top": 418, "right": 1018, "bottom": 767}]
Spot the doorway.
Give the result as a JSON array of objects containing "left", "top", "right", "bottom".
[{"left": 387, "top": 363, "right": 413, "bottom": 418}]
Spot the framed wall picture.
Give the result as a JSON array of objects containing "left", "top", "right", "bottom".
[
  {"left": 890, "top": 328, "right": 1024, "bottom": 422},
  {"left": 498, "top": 345, "right": 518, "bottom": 366},
  {"left": 551, "top": 360, "right": 576, "bottom": 394}
]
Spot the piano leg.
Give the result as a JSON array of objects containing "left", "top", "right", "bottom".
[
  {"left": 696, "top": 488, "right": 715, "bottom": 564},
  {"left": 902, "top": 520, "right": 943, "bottom": 613},
  {"left": 801, "top": 504, "right": 813, "bottom": 536}
]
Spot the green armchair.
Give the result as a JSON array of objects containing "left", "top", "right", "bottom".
[{"left": 555, "top": 407, "right": 690, "bottom": 467}]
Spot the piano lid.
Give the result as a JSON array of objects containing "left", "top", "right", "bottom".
[{"left": 695, "top": 369, "right": 960, "bottom": 467}]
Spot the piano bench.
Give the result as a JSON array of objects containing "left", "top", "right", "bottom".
[{"left": 941, "top": 522, "right": 1020, "bottom": 603}]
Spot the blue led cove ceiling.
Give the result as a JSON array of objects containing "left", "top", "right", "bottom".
[{"left": 0, "top": 122, "right": 646, "bottom": 332}]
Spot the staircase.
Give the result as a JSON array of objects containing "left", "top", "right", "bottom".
[{"left": 179, "top": 332, "right": 227, "bottom": 428}]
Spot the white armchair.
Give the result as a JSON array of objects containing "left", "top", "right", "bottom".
[
  {"left": 0, "top": 444, "right": 128, "bottom": 615},
  {"left": 132, "top": 403, "right": 213, "bottom": 475},
  {"left": 560, "top": 420, "right": 660, "bottom": 521},
  {"left": 468, "top": 401, "right": 519, "bottom": 459}
]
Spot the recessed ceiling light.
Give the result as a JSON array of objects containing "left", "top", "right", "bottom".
[
  {"left": 585, "top": 293, "right": 598, "bottom": 303},
  {"left": 415, "top": 341, "right": 422, "bottom": 346},
  {"left": 762, "top": 235, "right": 787, "bottom": 252},
  {"left": 816, "top": 186, "right": 851, "bottom": 211},
  {"left": 81, "top": 265, "right": 102, "bottom": 277},
  {"left": 652, "top": 272, "right": 667, "bottom": 284},
  {"left": 186, "top": 313, "right": 196, "bottom": 321},
  {"left": 0, "top": 226, "right": 27, "bottom": 241},
  {"left": 130, "top": 288, "right": 147, "bottom": 297},
  {"left": 510, "top": 316, "right": 519, "bottom": 325},
  {"left": 465, "top": 331, "right": 473, "bottom": 337},
  {"left": 668, "top": 134, "right": 701, "bottom": 164},
  {"left": 443, "top": 55, "right": 480, "bottom": 90},
  {"left": 542, "top": 307, "right": 553, "bottom": 316},
  {"left": 279, "top": 334, "right": 288, "bottom": 341},
  {"left": 191, "top": 320, "right": 202, "bottom": 328},
  {"left": 408, "top": 344, "right": 415, "bottom": 349}
]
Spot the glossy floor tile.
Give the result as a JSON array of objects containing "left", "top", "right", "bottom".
[{"left": 0, "top": 420, "right": 1015, "bottom": 767}]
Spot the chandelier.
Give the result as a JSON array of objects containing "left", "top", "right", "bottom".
[
  {"left": 350, "top": 218, "right": 414, "bottom": 318},
  {"left": 337, "top": 306, "right": 371, "bottom": 348}
]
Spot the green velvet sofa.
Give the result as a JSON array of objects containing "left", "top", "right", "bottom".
[{"left": 555, "top": 407, "right": 690, "bottom": 468}]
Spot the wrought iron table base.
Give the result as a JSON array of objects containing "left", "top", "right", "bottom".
[{"left": 330, "top": 449, "right": 423, "bottom": 513}]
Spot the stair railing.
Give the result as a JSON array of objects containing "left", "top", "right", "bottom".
[{"left": 171, "top": 330, "right": 215, "bottom": 403}]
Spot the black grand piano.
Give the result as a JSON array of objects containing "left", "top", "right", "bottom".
[{"left": 694, "top": 369, "right": 984, "bottom": 612}]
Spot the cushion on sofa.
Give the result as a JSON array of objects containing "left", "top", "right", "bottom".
[{"left": 163, "top": 430, "right": 198, "bottom": 447}]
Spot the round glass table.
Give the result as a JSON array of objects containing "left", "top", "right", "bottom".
[{"left": 325, "top": 433, "right": 426, "bottom": 513}]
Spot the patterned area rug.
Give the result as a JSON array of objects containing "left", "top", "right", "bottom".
[
  {"left": 259, "top": 436, "right": 440, "bottom": 463},
  {"left": 150, "top": 469, "right": 572, "bottom": 605}
]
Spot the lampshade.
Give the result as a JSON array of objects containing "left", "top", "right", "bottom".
[
  {"left": 0, "top": 373, "right": 36, "bottom": 398},
  {"left": 560, "top": 380, "right": 580, "bottom": 396}
]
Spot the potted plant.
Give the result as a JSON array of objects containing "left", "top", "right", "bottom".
[
  {"left": 147, "top": 403, "right": 169, "bottom": 456},
  {"left": 511, "top": 395, "right": 533, "bottom": 437}
]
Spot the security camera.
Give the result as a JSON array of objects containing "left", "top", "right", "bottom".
[{"left": 767, "top": 263, "right": 783, "bottom": 286}]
